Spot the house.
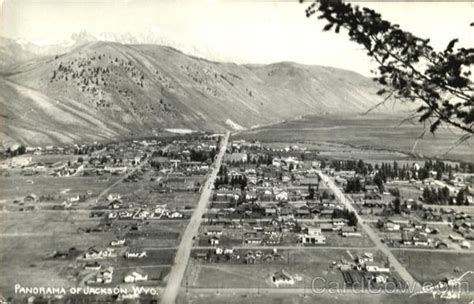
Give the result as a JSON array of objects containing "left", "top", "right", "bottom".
[
  {"left": 244, "top": 252, "right": 256, "bottom": 264},
  {"left": 385, "top": 220, "right": 401, "bottom": 232},
  {"left": 169, "top": 211, "right": 183, "bottom": 219},
  {"left": 402, "top": 231, "right": 430, "bottom": 247},
  {"left": 365, "top": 185, "right": 379, "bottom": 193},
  {"left": 373, "top": 274, "right": 388, "bottom": 284},
  {"left": 319, "top": 209, "right": 334, "bottom": 219},
  {"left": 133, "top": 209, "right": 150, "bottom": 220},
  {"left": 300, "top": 177, "right": 319, "bottom": 187},
  {"left": 107, "top": 193, "right": 121, "bottom": 202},
  {"left": 95, "top": 266, "right": 114, "bottom": 284},
  {"left": 24, "top": 194, "right": 38, "bottom": 202},
  {"left": 210, "top": 236, "right": 220, "bottom": 246},
  {"left": 275, "top": 191, "right": 289, "bottom": 201},
  {"left": 295, "top": 209, "right": 311, "bottom": 218},
  {"left": 124, "top": 268, "right": 148, "bottom": 283},
  {"left": 320, "top": 223, "right": 335, "bottom": 231},
  {"left": 365, "top": 263, "right": 390, "bottom": 273},
  {"left": 244, "top": 237, "right": 263, "bottom": 245},
  {"left": 357, "top": 252, "right": 374, "bottom": 264},
  {"left": 125, "top": 248, "right": 147, "bottom": 259},
  {"left": 341, "top": 226, "right": 361, "bottom": 237},
  {"left": 224, "top": 248, "right": 234, "bottom": 254},
  {"left": 195, "top": 252, "right": 208, "bottom": 261},
  {"left": 332, "top": 219, "right": 347, "bottom": 227},
  {"left": 272, "top": 270, "right": 295, "bottom": 286},
  {"left": 449, "top": 234, "right": 465, "bottom": 243},
  {"left": 306, "top": 226, "right": 322, "bottom": 236},
  {"left": 279, "top": 207, "right": 293, "bottom": 220},
  {"left": 265, "top": 207, "right": 277, "bottom": 217},
  {"left": 108, "top": 199, "right": 123, "bottom": 209},
  {"left": 61, "top": 201, "right": 72, "bottom": 209},
  {"left": 205, "top": 226, "right": 224, "bottom": 236},
  {"left": 84, "top": 247, "right": 114, "bottom": 260},
  {"left": 110, "top": 239, "right": 126, "bottom": 246},
  {"left": 84, "top": 261, "right": 101, "bottom": 270},
  {"left": 299, "top": 234, "right": 326, "bottom": 245}
]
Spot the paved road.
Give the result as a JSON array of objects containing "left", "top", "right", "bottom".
[
  {"left": 160, "top": 132, "right": 230, "bottom": 304},
  {"left": 317, "top": 171, "right": 422, "bottom": 292}
]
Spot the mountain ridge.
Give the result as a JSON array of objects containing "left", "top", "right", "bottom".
[{"left": 1, "top": 40, "right": 401, "bottom": 149}]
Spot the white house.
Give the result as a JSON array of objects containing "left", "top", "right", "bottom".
[
  {"left": 365, "top": 263, "right": 390, "bottom": 273},
  {"left": 124, "top": 268, "right": 148, "bottom": 283},
  {"left": 125, "top": 249, "right": 147, "bottom": 259},
  {"left": 272, "top": 270, "right": 295, "bottom": 287}
]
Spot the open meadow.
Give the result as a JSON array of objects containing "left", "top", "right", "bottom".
[{"left": 236, "top": 114, "right": 473, "bottom": 162}]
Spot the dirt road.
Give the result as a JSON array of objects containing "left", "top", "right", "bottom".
[
  {"left": 317, "top": 170, "right": 422, "bottom": 292},
  {"left": 160, "top": 132, "right": 229, "bottom": 304}
]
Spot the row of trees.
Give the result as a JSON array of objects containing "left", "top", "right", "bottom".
[
  {"left": 5, "top": 145, "right": 27, "bottom": 157},
  {"left": 214, "top": 174, "right": 248, "bottom": 191},
  {"left": 345, "top": 178, "right": 363, "bottom": 193},
  {"left": 422, "top": 186, "right": 470, "bottom": 205},
  {"left": 332, "top": 158, "right": 469, "bottom": 182}
]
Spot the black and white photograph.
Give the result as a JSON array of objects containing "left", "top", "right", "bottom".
[{"left": 0, "top": 0, "right": 473, "bottom": 303}]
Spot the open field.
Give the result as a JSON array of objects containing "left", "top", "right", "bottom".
[
  {"left": 0, "top": 175, "right": 120, "bottom": 201},
  {"left": 1, "top": 211, "right": 103, "bottom": 235},
  {"left": 236, "top": 114, "right": 473, "bottom": 162},
  {"left": 186, "top": 249, "right": 386, "bottom": 289},
  {"left": 125, "top": 220, "right": 188, "bottom": 248},
  {"left": 178, "top": 291, "right": 472, "bottom": 304},
  {"left": 393, "top": 250, "right": 474, "bottom": 289},
  {"left": 0, "top": 235, "right": 94, "bottom": 296}
]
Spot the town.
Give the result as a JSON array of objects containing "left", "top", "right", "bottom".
[{"left": 1, "top": 131, "right": 473, "bottom": 303}]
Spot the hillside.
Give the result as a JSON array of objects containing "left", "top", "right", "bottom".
[
  {"left": 2, "top": 41, "right": 396, "bottom": 148},
  {"left": 0, "top": 37, "right": 36, "bottom": 70}
]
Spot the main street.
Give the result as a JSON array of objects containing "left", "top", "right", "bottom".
[
  {"left": 160, "top": 132, "right": 230, "bottom": 304},
  {"left": 317, "top": 170, "right": 422, "bottom": 292}
]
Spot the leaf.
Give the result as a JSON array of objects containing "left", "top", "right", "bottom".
[
  {"left": 323, "top": 23, "right": 334, "bottom": 31},
  {"left": 419, "top": 111, "right": 431, "bottom": 122},
  {"left": 430, "top": 120, "right": 441, "bottom": 133},
  {"left": 376, "top": 89, "right": 386, "bottom": 95},
  {"left": 446, "top": 38, "right": 459, "bottom": 52}
]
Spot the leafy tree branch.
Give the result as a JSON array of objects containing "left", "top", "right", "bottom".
[{"left": 302, "top": 0, "right": 473, "bottom": 135}]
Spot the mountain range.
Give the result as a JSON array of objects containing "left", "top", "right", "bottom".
[{"left": 0, "top": 36, "right": 399, "bottom": 149}]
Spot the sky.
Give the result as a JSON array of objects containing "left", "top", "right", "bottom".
[{"left": 0, "top": 0, "right": 472, "bottom": 76}]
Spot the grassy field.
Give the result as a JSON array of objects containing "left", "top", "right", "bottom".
[
  {"left": 178, "top": 291, "right": 472, "bottom": 304},
  {"left": 236, "top": 114, "right": 473, "bottom": 162},
  {"left": 393, "top": 250, "right": 474, "bottom": 289},
  {"left": 0, "top": 175, "right": 120, "bottom": 201}
]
